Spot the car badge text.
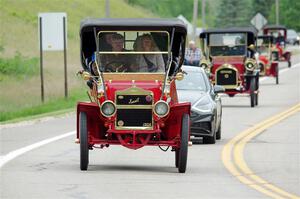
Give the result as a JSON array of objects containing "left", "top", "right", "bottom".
[{"left": 129, "top": 97, "right": 140, "bottom": 104}]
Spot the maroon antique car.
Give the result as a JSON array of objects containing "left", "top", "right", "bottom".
[
  {"left": 199, "top": 28, "right": 259, "bottom": 107},
  {"left": 257, "top": 35, "right": 279, "bottom": 84},
  {"left": 76, "top": 18, "right": 191, "bottom": 173},
  {"left": 263, "top": 25, "right": 292, "bottom": 67}
]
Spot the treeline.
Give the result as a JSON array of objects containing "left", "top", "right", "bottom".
[{"left": 126, "top": 0, "right": 300, "bottom": 31}]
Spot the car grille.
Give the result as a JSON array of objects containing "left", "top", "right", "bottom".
[
  {"left": 115, "top": 91, "right": 153, "bottom": 129},
  {"left": 116, "top": 109, "right": 152, "bottom": 128},
  {"left": 191, "top": 122, "right": 211, "bottom": 134},
  {"left": 216, "top": 67, "right": 238, "bottom": 87}
]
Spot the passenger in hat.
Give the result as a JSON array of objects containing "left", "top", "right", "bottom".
[{"left": 184, "top": 40, "right": 201, "bottom": 66}]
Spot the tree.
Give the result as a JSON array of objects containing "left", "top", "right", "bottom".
[
  {"left": 269, "top": 0, "right": 300, "bottom": 31},
  {"left": 252, "top": 0, "right": 274, "bottom": 19},
  {"left": 215, "top": 0, "right": 253, "bottom": 28}
]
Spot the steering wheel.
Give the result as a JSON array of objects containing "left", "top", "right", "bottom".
[{"left": 104, "top": 61, "right": 128, "bottom": 72}]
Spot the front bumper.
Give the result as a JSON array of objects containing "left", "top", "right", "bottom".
[{"left": 190, "top": 111, "right": 214, "bottom": 137}]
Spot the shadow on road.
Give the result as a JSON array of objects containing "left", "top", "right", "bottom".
[{"left": 87, "top": 164, "right": 177, "bottom": 173}]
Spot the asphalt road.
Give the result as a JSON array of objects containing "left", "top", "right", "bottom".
[{"left": 1, "top": 48, "right": 300, "bottom": 199}]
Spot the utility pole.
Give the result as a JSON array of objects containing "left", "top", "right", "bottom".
[
  {"left": 192, "top": 0, "right": 198, "bottom": 41},
  {"left": 275, "top": 0, "right": 279, "bottom": 25},
  {"left": 201, "top": 0, "right": 206, "bottom": 29},
  {"left": 105, "top": 0, "right": 110, "bottom": 18}
]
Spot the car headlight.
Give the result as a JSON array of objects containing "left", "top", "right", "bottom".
[
  {"left": 154, "top": 100, "right": 169, "bottom": 117},
  {"left": 100, "top": 100, "right": 116, "bottom": 117},
  {"left": 245, "top": 62, "right": 255, "bottom": 71},
  {"left": 200, "top": 63, "right": 208, "bottom": 69}
]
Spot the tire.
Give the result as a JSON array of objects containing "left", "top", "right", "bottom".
[
  {"left": 80, "top": 112, "right": 89, "bottom": 171},
  {"left": 255, "top": 93, "right": 258, "bottom": 106},
  {"left": 288, "top": 60, "right": 291, "bottom": 68},
  {"left": 250, "top": 78, "right": 256, "bottom": 107},
  {"left": 216, "top": 121, "right": 221, "bottom": 140},
  {"left": 276, "top": 66, "right": 279, "bottom": 84},
  {"left": 175, "top": 150, "right": 179, "bottom": 168},
  {"left": 178, "top": 114, "right": 189, "bottom": 173}
]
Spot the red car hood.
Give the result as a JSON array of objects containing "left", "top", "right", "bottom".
[
  {"left": 105, "top": 80, "right": 162, "bottom": 101},
  {"left": 212, "top": 56, "right": 245, "bottom": 66}
]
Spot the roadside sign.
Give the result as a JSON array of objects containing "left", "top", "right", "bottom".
[
  {"left": 38, "top": 12, "right": 67, "bottom": 51},
  {"left": 38, "top": 12, "right": 68, "bottom": 102},
  {"left": 251, "top": 13, "right": 267, "bottom": 31}
]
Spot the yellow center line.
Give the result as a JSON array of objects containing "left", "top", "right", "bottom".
[{"left": 222, "top": 103, "right": 300, "bottom": 199}]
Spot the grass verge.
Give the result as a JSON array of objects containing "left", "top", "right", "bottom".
[{"left": 0, "top": 89, "right": 89, "bottom": 123}]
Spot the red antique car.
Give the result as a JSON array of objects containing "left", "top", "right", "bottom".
[
  {"left": 257, "top": 35, "right": 279, "bottom": 84},
  {"left": 76, "top": 18, "right": 191, "bottom": 173},
  {"left": 263, "top": 25, "right": 292, "bottom": 67},
  {"left": 199, "top": 28, "right": 259, "bottom": 107}
]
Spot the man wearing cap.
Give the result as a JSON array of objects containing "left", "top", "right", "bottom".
[{"left": 184, "top": 40, "right": 201, "bottom": 66}]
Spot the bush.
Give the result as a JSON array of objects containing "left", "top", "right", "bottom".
[{"left": 0, "top": 52, "right": 39, "bottom": 76}]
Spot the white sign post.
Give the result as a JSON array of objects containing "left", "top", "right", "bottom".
[
  {"left": 38, "top": 12, "right": 68, "bottom": 102},
  {"left": 251, "top": 12, "right": 268, "bottom": 32}
]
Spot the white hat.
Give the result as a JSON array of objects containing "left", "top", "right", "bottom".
[{"left": 189, "top": 40, "right": 195, "bottom": 45}]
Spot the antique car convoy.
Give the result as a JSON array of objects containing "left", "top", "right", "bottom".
[
  {"left": 77, "top": 18, "right": 190, "bottom": 173},
  {"left": 199, "top": 28, "right": 260, "bottom": 107},
  {"left": 263, "top": 25, "right": 292, "bottom": 67},
  {"left": 257, "top": 35, "right": 279, "bottom": 84},
  {"left": 75, "top": 17, "right": 293, "bottom": 173}
]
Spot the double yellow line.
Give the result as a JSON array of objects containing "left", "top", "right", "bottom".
[{"left": 222, "top": 103, "right": 300, "bottom": 199}]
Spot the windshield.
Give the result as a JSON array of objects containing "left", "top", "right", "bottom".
[
  {"left": 176, "top": 70, "right": 208, "bottom": 91},
  {"left": 95, "top": 31, "right": 169, "bottom": 73},
  {"left": 257, "top": 38, "right": 270, "bottom": 55},
  {"left": 209, "top": 33, "right": 247, "bottom": 56}
]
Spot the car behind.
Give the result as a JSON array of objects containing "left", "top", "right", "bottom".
[
  {"left": 176, "top": 65, "right": 224, "bottom": 144},
  {"left": 287, "top": 29, "right": 300, "bottom": 45}
]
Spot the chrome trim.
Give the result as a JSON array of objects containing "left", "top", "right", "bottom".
[
  {"left": 153, "top": 100, "right": 170, "bottom": 118},
  {"left": 100, "top": 100, "right": 117, "bottom": 117},
  {"left": 115, "top": 86, "right": 154, "bottom": 130}
]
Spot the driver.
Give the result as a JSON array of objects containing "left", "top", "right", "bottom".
[{"left": 100, "top": 34, "right": 134, "bottom": 72}]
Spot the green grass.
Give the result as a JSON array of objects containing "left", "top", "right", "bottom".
[
  {"left": 0, "top": 88, "right": 89, "bottom": 122},
  {"left": 0, "top": 52, "right": 39, "bottom": 78}
]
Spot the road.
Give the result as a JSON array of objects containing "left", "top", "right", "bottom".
[{"left": 1, "top": 49, "right": 300, "bottom": 199}]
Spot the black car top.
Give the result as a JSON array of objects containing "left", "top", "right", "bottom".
[
  {"left": 79, "top": 18, "right": 187, "bottom": 75},
  {"left": 80, "top": 18, "right": 187, "bottom": 34},
  {"left": 199, "top": 27, "right": 257, "bottom": 46},
  {"left": 263, "top": 25, "right": 287, "bottom": 31}
]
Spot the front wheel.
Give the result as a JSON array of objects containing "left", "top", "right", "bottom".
[
  {"left": 250, "top": 78, "right": 256, "bottom": 107},
  {"left": 178, "top": 114, "right": 189, "bottom": 173},
  {"left": 276, "top": 66, "right": 279, "bottom": 84},
  {"left": 288, "top": 60, "right": 291, "bottom": 68},
  {"left": 216, "top": 121, "right": 221, "bottom": 140},
  {"left": 80, "top": 112, "right": 89, "bottom": 170}
]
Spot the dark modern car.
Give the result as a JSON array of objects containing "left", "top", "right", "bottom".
[
  {"left": 287, "top": 29, "right": 300, "bottom": 45},
  {"left": 176, "top": 66, "right": 224, "bottom": 144}
]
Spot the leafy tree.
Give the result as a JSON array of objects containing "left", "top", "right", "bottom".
[
  {"left": 269, "top": 0, "right": 300, "bottom": 31},
  {"left": 252, "top": 0, "right": 274, "bottom": 19},
  {"left": 127, "top": 0, "right": 195, "bottom": 20},
  {"left": 215, "top": 0, "right": 253, "bottom": 27}
]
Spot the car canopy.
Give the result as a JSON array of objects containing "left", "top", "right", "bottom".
[
  {"left": 199, "top": 27, "right": 257, "bottom": 45},
  {"left": 262, "top": 25, "right": 287, "bottom": 38},
  {"left": 80, "top": 18, "right": 187, "bottom": 73}
]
